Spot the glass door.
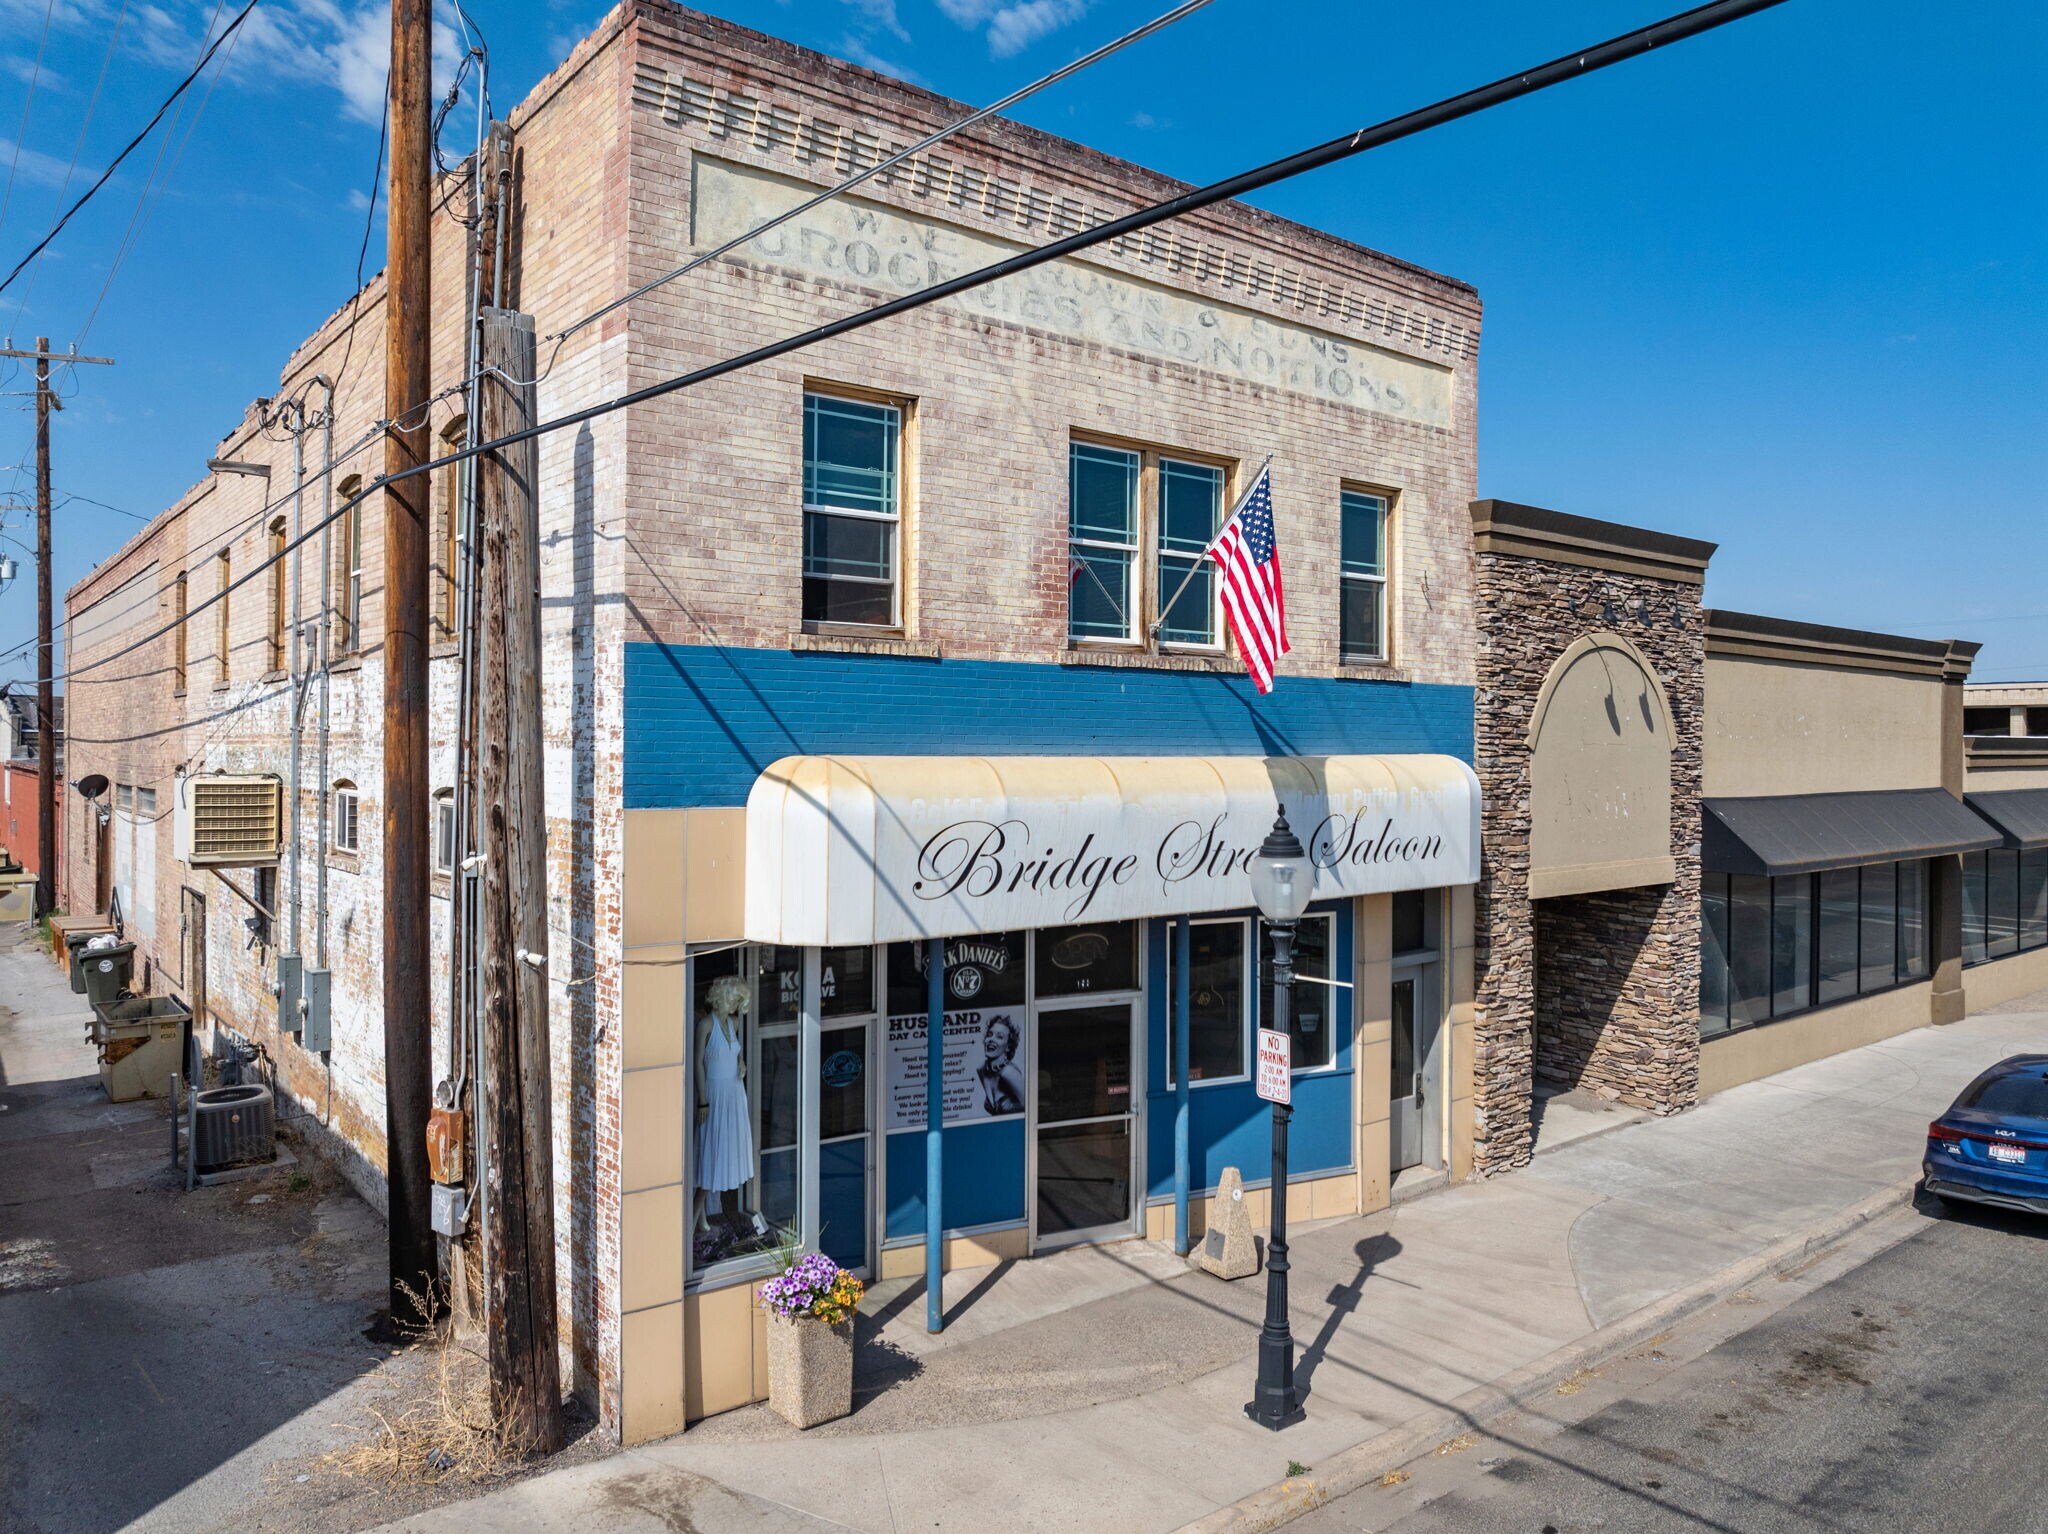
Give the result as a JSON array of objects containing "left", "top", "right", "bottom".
[
  {"left": 1390, "top": 962, "right": 1441, "bottom": 1172},
  {"left": 1030, "top": 998, "right": 1137, "bottom": 1248}
]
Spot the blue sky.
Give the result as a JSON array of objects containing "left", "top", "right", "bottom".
[{"left": 0, "top": 0, "right": 2041, "bottom": 687}]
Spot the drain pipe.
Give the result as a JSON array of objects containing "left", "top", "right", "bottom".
[
  {"left": 286, "top": 399, "right": 307, "bottom": 968},
  {"left": 308, "top": 375, "right": 335, "bottom": 976}
]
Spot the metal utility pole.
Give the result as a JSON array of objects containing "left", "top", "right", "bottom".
[
  {"left": 1, "top": 338, "right": 113, "bottom": 917},
  {"left": 473, "top": 306, "right": 562, "bottom": 1451},
  {"left": 382, "top": 0, "right": 439, "bottom": 1323}
]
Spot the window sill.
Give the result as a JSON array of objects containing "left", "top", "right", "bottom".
[
  {"left": 791, "top": 630, "right": 939, "bottom": 660},
  {"left": 328, "top": 849, "right": 363, "bottom": 872},
  {"left": 327, "top": 653, "right": 364, "bottom": 674},
  {"left": 1060, "top": 648, "right": 1239, "bottom": 675},
  {"left": 260, "top": 669, "right": 288, "bottom": 685},
  {"left": 172, "top": 687, "right": 187, "bottom": 699},
  {"left": 1336, "top": 660, "right": 1414, "bottom": 684},
  {"left": 430, "top": 640, "right": 460, "bottom": 661}
]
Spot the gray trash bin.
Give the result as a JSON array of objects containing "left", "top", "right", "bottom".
[{"left": 82, "top": 942, "right": 137, "bottom": 1008}]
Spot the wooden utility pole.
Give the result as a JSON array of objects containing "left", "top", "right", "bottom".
[
  {"left": 473, "top": 306, "right": 562, "bottom": 1451},
  {"left": 382, "top": 0, "right": 439, "bottom": 1321},
  {"left": 2, "top": 338, "right": 113, "bottom": 917}
]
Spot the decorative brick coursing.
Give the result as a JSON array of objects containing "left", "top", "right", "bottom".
[{"left": 1471, "top": 554, "right": 1704, "bottom": 1174}]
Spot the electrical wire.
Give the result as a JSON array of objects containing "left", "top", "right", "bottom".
[
  {"left": 78, "top": 0, "right": 239, "bottom": 346},
  {"left": 0, "top": 0, "right": 261, "bottom": 299},
  {"left": 551, "top": 0, "right": 1216, "bottom": 347},
  {"left": 0, "top": 0, "right": 60, "bottom": 239},
  {"left": 42, "top": 0, "right": 1796, "bottom": 689}
]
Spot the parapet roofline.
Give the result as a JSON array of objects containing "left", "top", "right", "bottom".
[
  {"left": 1706, "top": 609, "right": 1978, "bottom": 680},
  {"left": 1469, "top": 499, "right": 1716, "bottom": 586},
  {"left": 631, "top": 0, "right": 1481, "bottom": 316}
]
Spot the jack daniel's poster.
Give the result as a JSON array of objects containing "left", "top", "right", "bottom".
[{"left": 884, "top": 934, "right": 1027, "bottom": 1131}]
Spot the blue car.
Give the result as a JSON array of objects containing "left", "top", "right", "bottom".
[{"left": 1925, "top": 1055, "right": 2048, "bottom": 1216}]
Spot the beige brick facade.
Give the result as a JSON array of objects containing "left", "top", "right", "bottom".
[{"left": 61, "top": 2, "right": 1482, "bottom": 1438}]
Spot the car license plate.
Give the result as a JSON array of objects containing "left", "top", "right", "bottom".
[{"left": 1988, "top": 1143, "right": 2027, "bottom": 1165}]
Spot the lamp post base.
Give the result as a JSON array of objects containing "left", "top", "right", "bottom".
[{"left": 1244, "top": 1396, "right": 1307, "bottom": 1432}]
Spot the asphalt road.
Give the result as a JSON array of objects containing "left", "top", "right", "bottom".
[{"left": 1294, "top": 1197, "right": 2048, "bottom": 1534}]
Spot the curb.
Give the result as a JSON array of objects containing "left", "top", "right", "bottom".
[{"left": 1172, "top": 1175, "right": 1924, "bottom": 1534}]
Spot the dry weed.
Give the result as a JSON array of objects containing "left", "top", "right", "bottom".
[{"left": 323, "top": 1282, "right": 541, "bottom": 1487}]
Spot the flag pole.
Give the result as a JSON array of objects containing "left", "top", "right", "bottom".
[{"left": 1150, "top": 453, "right": 1273, "bottom": 640}]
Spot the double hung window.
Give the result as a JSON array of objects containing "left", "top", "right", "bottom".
[
  {"left": 1066, "top": 439, "right": 1227, "bottom": 649},
  {"left": 1340, "top": 488, "right": 1390, "bottom": 662},
  {"left": 332, "top": 782, "right": 360, "bottom": 854},
  {"left": 803, "top": 391, "right": 901, "bottom": 627}
]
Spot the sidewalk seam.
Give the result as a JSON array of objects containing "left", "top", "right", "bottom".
[{"left": 1169, "top": 1175, "right": 1923, "bottom": 1534}]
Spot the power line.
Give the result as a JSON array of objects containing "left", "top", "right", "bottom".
[
  {"left": 44, "top": 0, "right": 1795, "bottom": 689},
  {"left": 0, "top": 0, "right": 60, "bottom": 240},
  {"left": 553, "top": 0, "right": 1215, "bottom": 347},
  {"left": 0, "top": 0, "right": 261, "bottom": 300}
]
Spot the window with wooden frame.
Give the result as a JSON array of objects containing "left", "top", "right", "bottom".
[
  {"left": 215, "top": 548, "right": 232, "bottom": 685},
  {"left": 267, "top": 517, "right": 288, "bottom": 673},
  {"left": 436, "top": 418, "right": 467, "bottom": 643},
  {"left": 1340, "top": 486, "right": 1392, "bottom": 664},
  {"left": 802, "top": 388, "right": 905, "bottom": 629},
  {"left": 335, "top": 475, "right": 364, "bottom": 654},
  {"left": 172, "top": 572, "right": 188, "bottom": 694},
  {"left": 1067, "top": 435, "right": 1232, "bottom": 650},
  {"left": 331, "top": 780, "right": 360, "bottom": 854},
  {"left": 434, "top": 789, "right": 457, "bottom": 876}
]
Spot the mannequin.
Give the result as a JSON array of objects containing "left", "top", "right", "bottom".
[{"left": 695, "top": 974, "right": 759, "bottom": 1239}]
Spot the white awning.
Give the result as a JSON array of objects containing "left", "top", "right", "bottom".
[{"left": 745, "top": 753, "right": 1480, "bottom": 946}]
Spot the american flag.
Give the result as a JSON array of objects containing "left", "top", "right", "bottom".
[{"left": 1208, "top": 466, "right": 1288, "bottom": 693}]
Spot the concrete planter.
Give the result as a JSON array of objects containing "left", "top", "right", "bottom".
[{"left": 765, "top": 1312, "right": 854, "bottom": 1429}]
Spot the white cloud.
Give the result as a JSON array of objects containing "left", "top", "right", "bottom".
[
  {"left": 985, "top": 0, "right": 1091, "bottom": 56},
  {"left": 933, "top": 0, "right": 996, "bottom": 22},
  {"left": 839, "top": 0, "right": 910, "bottom": 43},
  {"left": 837, "top": 33, "right": 927, "bottom": 86},
  {"left": 0, "top": 136, "right": 72, "bottom": 191}
]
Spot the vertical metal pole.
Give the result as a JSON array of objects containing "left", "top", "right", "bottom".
[
  {"left": 1246, "top": 920, "right": 1303, "bottom": 1430},
  {"left": 925, "top": 936, "right": 943, "bottom": 1334},
  {"left": 1173, "top": 914, "right": 1191, "bottom": 1257}
]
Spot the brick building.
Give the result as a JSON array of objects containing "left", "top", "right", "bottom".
[{"left": 56, "top": 0, "right": 2046, "bottom": 1449}]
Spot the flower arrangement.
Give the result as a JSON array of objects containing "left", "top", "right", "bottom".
[{"left": 760, "top": 1250, "right": 865, "bottom": 1326}]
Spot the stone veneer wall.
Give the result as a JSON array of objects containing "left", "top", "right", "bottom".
[
  {"left": 1534, "top": 887, "right": 1701, "bottom": 1103},
  {"left": 1472, "top": 551, "right": 1706, "bottom": 1173}
]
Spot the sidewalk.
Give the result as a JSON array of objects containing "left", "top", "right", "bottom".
[{"left": 372, "top": 990, "right": 2048, "bottom": 1534}]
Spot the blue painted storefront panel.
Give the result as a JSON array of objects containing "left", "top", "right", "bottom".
[
  {"left": 819, "top": 1138, "right": 868, "bottom": 1271},
  {"left": 1143, "top": 907, "right": 1355, "bottom": 1198},
  {"left": 624, "top": 643, "right": 1473, "bottom": 808},
  {"left": 884, "top": 1120, "right": 1028, "bottom": 1240}
]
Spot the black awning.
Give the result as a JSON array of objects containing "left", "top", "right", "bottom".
[
  {"left": 1703, "top": 789, "right": 2001, "bottom": 877},
  {"left": 1966, "top": 788, "right": 2048, "bottom": 851}
]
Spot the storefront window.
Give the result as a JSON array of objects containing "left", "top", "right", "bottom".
[
  {"left": 2023, "top": 851, "right": 2048, "bottom": 951},
  {"left": 1898, "top": 859, "right": 1930, "bottom": 980},
  {"left": 885, "top": 933, "right": 1028, "bottom": 1128},
  {"left": 1963, "top": 850, "right": 1988, "bottom": 964},
  {"left": 1259, "top": 913, "right": 1334, "bottom": 1069},
  {"left": 690, "top": 944, "right": 801, "bottom": 1275},
  {"left": 1988, "top": 849, "right": 2021, "bottom": 958},
  {"left": 1858, "top": 861, "right": 1898, "bottom": 993},
  {"left": 1035, "top": 921, "right": 1140, "bottom": 997},
  {"left": 1815, "top": 868, "right": 1860, "bottom": 1006},
  {"left": 1167, "top": 919, "right": 1247, "bottom": 1083},
  {"left": 1728, "top": 875, "right": 1772, "bottom": 1025},
  {"left": 1700, "top": 874, "right": 1731, "bottom": 1036},
  {"left": 1770, "top": 875, "right": 1811, "bottom": 1017}
]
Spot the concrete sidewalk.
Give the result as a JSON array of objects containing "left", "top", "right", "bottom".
[{"left": 371, "top": 992, "right": 2048, "bottom": 1534}]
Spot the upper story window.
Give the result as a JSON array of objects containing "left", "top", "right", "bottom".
[
  {"left": 434, "top": 789, "right": 458, "bottom": 876},
  {"left": 802, "top": 391, "right": 901, "bottom": 628},
  {"left": 172, "top": 572, "right": 188, "bottom": 695},
  {"left": 215, "top": 548, "right": 232, "bottom": 685},
  {"left": 1067, "top": 437, "right": 1228, "bottom": 649},
  {"left": 267, "top": 517, "right": 288, "bottom": 673},
  {"left": 335, "top": 475, "right": 364, "bottom": 654},
  {"left": 332, "top": 780, "right": 360, "bottom": 854},
  {"left": 437, "top": 418, "right": 467, "bottom": 643},
  {"left": 1340, "top": 488, "right": 1390, "bottom": 663}
]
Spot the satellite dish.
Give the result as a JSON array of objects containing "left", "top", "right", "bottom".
[{"left": 73, "top": 773, "right": 109, "bottom": 799}]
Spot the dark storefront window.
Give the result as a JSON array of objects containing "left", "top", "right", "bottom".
[
  {"left": 1259, "top": 913, "right": 1334, "bottom": 1069},
  {"left": 1962, "top": 849, "right": 2048, "bottom": 966},
  {"left": 1167, "top": 919, "right": 1248, "bottom": 1083},
  {"left": 1701, "top": 859, "right": 1933, "bottom": 1037}
]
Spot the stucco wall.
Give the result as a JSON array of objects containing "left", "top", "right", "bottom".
[{"left": 1705, "top": 656, "right": 1947, "bottom": 798}]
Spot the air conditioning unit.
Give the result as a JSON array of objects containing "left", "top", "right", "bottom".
[{"left": 175, "top": 774, "right": 283, "bottom": 867}]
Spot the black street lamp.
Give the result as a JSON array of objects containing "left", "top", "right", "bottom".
[{"left": 1245, "top": 801, "right": 1313, "bottom": 1432}]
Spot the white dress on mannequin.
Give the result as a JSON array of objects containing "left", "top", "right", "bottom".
[{"left": 695, "top": 1018, "right": 753, "bottom": 1195}]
